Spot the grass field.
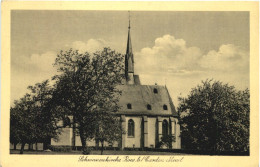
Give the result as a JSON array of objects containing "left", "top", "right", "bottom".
[{"left": 10, "top": 149, "right": 186, "bottom": 155}]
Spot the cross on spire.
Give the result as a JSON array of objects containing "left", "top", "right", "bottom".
[{"left": 128, "top": 11, "right": 131, "bottom": 29}]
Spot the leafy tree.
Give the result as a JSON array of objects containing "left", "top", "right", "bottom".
[
  {"left": 28, "top": 80, "right": 64, "bottom": 149},
  {"left": 52, "top": 48, "right": 124, "bottom": 153},
  {"left": 178, "top": 80, "right": 249, "bottom": 152},
  {"left": 92, "top": 109, "right": 122, "bottom": 155},
  {"left": 10, "top": 94, "right": 35, "bottom": 154},
  {"left": 10, "top": 80, "right": 63, "bottom": 154}
]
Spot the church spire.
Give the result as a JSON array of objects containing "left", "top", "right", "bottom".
[
  {"left": 126, "top": 12, "right": 132, "bottom": 55},
  {"left": 125, "top": 11, "right": 134, "bottom": 84}
]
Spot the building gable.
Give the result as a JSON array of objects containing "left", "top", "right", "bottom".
[{"left": 116, "top": 84, "right": 178, "bottom": 117}]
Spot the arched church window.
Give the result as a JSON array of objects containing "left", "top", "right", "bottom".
[
  {"left": 128, "top": 119, "right": 135, "bottom": 137},
  {"left": 127, "top": 103, "right": 132, "bottom": 109},
  {"left": 162, "top": 120, "right": 168, "bottom": 137},
  {"left": 153, "top": 88, "right": 158, "bottom": 94},
  {"left": 147, "top": 104, "right": 152, "bottom": 110},
  {"left": 163, "top": 104, "right": 168, "bottom": 110}
]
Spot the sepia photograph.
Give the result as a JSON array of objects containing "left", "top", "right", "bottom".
[
  {"left": 1, "top": 1, "right": 259, "bottom": 167},
  {"left": 9, "top": 10, "right": 250, "bottom": 155}
]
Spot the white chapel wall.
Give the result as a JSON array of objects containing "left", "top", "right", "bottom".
[
  {"left": 147, "top": 117, "right": 156, "bottom": 148},
  {"left": 51, "top": 127, "right": 73, "bottom": 146},
  {"left": 125, "top": 116, "right": 141, "bottom": 148}
]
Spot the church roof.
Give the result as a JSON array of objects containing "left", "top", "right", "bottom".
[{"left": 116, "top": 84, "right": 178, "bottom": 117}]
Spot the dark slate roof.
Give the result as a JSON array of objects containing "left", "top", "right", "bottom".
[{"left": 116, "top": 84, "right": 178, "bottom": 117}]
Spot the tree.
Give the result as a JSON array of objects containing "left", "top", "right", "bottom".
[
  {"left": 10, "top": 94, "right": 35, "bottom": 154},
  {"left": 178, "top": 80, "right": 249, "bottom": 152},
  {"left": 10, "top": 80, "right": 63, "bottom": 154},
  {"left": 52, "top": 48, "right": 124, "bottom": 153},
  {"left": 91, "top": 106, "right": 122, "bottom": 155},
  {"left": 28, "top": 80, "right": 64, "bottom": 149}
]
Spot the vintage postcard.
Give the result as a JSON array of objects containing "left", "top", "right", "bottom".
[{"left": 1, "top": 1, "right": 259, "bottom": 167}]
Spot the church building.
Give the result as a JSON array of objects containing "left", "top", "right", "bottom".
[{"left": 51, "top": 19, "right": 181, "bottom": 150}]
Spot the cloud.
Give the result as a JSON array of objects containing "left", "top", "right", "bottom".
[
  {"left": 11, "top": 51, "right": 58, "bottom": 104},
  {"left": 135, "top": 35, "right": 203, "bottom": 75},
  {"left": 135, "top": 34, "right": 249, "bottom": 105},
  {"left": 30, "top": 51, "right": 57, "bottom": 72},
  {"left": 199, "top": 44, "right": 249, "bottom": 72},
  {"left": 11, "top": 38, "right": 110, "bottom": 103},
  {"left": 71, "top": 39, "right": 107, "bottom": 53},
  {"left": 11, "top": 35, "right": 249, "bottom": 107},
  {"left": 135, "top": 34, "right": 249, "bottom": 75}
]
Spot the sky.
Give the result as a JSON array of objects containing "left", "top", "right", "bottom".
[{"left": 11, "top": 11, "right": 249, "bottom": 106}]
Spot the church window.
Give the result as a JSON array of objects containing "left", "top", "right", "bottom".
[
  {"left": 127, "top": 103, "right": 132, "bottom": 109},
  {"left": 162, "top": 120, "right": 169, "bottom": 137},
  {"left": 128, "top": 119, "right": 135, "bottom": 137},
  {"left": 163, "top": 104, "right": 168, "bottom": 110},
  {"left": 153, "top": 88, "right": 158, "bottom": 94},
  {"left": 147, "top": 104, "right": 152, "bottom": 110}
]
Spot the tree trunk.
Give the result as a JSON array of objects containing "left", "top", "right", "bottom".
[
  {"left": 101, "top": 140, "right": 104, "bottom": 155},
  {"left": 43, "top": 138, "right": 51, "bottom": 150},
  {"left": 72, "top": 118, "right": 76, "bottom": 150},
  {"left": 28, "top": 143, "right": 33, "bottom": 150},
  {"left": 14, "top": 143, "right": 17, "bottom": 150},
  {"left": 95, "top": 139, "right": 99, "bottom": 150},
  {"left": 20, "top": 143, "right": 25, "bottom": 154},
  {"left": 79, "top": 128, "right": 87, "bottom": 154},
  {"left": 36, "top": 143, "right": 38, "bottom": 151}
]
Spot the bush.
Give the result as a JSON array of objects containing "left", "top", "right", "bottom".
[
  {"left": 50, "top": 146, "right": 72, "bottom": 152},
  {"left": 82, "top": 147, "right": 92, "bottom": 155},
  {"left": 157, "top": 135, "right": 176, "bottom": 148}
]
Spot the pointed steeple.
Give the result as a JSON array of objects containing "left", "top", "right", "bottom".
[
  {"left": 125, "top": 11, "right": 134, "bottom": 84},
  {"left": 126, "top": 17, "right": 132, "bottom": 55}
]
